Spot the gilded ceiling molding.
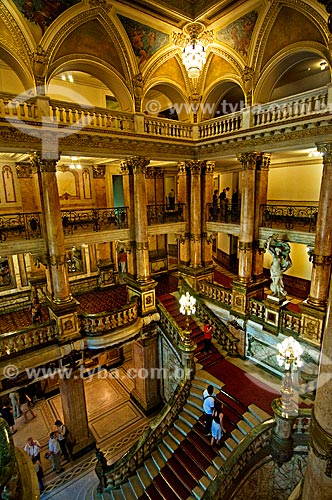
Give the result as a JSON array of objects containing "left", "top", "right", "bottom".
[
  {"left": 43, "top": 9, "right": 133, "bottom": 84},
  {"left": 254, "top": 0, "right": 331, "bottom": 78},
  {"left": 207, "top": 46, "right": 243, "bottom": 75},
  {"left": 0, "top": 2, "right": 32, "bottom": 65},
  {"left": 88, "top": 0, "right": 111, "bottom": 12}
]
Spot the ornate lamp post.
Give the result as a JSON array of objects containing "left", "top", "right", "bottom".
[
  {"left": 178, "top": 292, "right": 197, "bottom": 377},
  {"left": 277, "top": 336, "right": 303, "bottom": 414},
  {"left": 270, "top": 336, "right": 303, "bottom": 466}
]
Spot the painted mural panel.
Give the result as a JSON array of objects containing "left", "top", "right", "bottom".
[
  {"left": 13, "top": 0, "right": 80, "bottom": 33},
  {"left": 216, "top": 11, "right": 258, "bottom": 58},
  {"left": 118, "top": 15, "right": 169, "bottom": 67}
]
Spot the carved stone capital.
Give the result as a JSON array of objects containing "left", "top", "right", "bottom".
[
  {"left": 237, "top": 152, "right": 257, "bottom": 169},
  {"left": 204, "top": 161, "right": 215, "bottom": 174},
  {"left": 30, "top": 152, "right": 57, "bottom": 173},
  {"left": 177, "top": 162, "right": 186, "bottom": 174},
  {"left": 123, "top": 156, "right": 150, "bottom": 174},
  {"left": 185, "top": 159, "right": 204, "bottom": 174},
  {"left": 257, "top": 152, "right": 271, "bottom": 170},
  {"left": 92, "top": 165, "right": 106, "bottom": 178},
  {"left": 316, "top": 142, "right": 332, "bottom": 161},
  {"left": 238, "top": 241, "right": 253, "bottom": 253},
  {"left": 15, "top": 162, "right": 33, "bottom": 178}
]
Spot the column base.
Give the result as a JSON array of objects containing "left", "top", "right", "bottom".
[
  {"left": 178, "top": 265, "right": 214, "bottom": 292},
  {"left": 300, "top": 300, "right": 326, "bottom": 344},
  {"left": 130, "top": 390, "right": 163, "bottom": 416},
  {"left": 263, "top": 295, "right": 288, "bottom": 333},
  {"left": 126, "top": 276, "right": 157, "bottom": 316},
  {"left": 70, "top": 435, "right": 96, "bottom": 460},
  {"left": 47, "top": 297, "right": 80, "bottom": 341},
  {"left": 231, "top": 279, "right": 265, "bottom": 318}
]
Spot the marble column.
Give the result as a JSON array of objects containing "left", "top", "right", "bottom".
[
  {"left": 31, "top": 152, "right": 79, "bottom": 340},
  {"left": 177, "top": 162, "right": 190, "bottom": 266},
  {"left": 130, "top": 324, "right": 162, "bottom": 414},
  {"left": 302, "top": 277, "right": 332, "bottom": 499},
  {"left": 186, "top": 160, "right": 203, "bottom": 269},
  {"left": 58, "top": 367, "right": 95, "bottom": 459},
  {"left": 237, "top": 152, "right": 257, "bottom": 283},
  {"left": 201, "top": 161, "right": 215, "bottom": 267},
  {"left": 307, "top": 142, "right": 332, "bottom": 308},
  {"left": 253, "top": 153, "right": 270, "bottom": 280},
  {"left": 120, "top": 163, "right": 135, "bottom": 279},
  {"left": 122, "top": 156, "right": 157, "bottom": 316}
]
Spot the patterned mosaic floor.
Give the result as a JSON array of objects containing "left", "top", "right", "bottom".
[{"left": 12, "top": 364, "right": 154, "bottom": 498}]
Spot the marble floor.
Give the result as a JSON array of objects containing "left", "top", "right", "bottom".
[{"left": 12, "top": 362, "right": 155, "bottom": 499}]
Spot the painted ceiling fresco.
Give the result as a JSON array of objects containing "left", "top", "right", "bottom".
[
  {"left": 13, "top": 0, "right": 81, "bottom": 33},
  {"left": 118, "top": 15, "right": 170, "bottom": 68},
  {"left": 217, "top": 10, "right": 259, "bottom": 58}
]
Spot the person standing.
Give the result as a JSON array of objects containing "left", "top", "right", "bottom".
[
  {"left": 118, "top": 248, "right": 127, "bottom": 274},
  {"left": 9, "top": 391, "right": 20, "bottom": 418},
  {"left": 19, "top": 390, "right": 36, "bottom": 423},
  {"left": 0, "top": 400, "right": 16, "bottom": 434},
  {"left": 48, "top": 431, "right": 63, "bottom": 474},
  {"left": 24, "top": 437, "right": 41, "bottom": 461},
  {"left": 168, "top": 189, "right": 175, "bottom": 210},
  {"left": 211, "top": 401, "right": 225, "bottom": 447},
  {"left": 203, "top": 320, "right": 214, "bottom": 354},
  {"left": 55, "top": 419, "right": 70, "bottom": 461},
  {"left": 32, "top": 456, "right": 44, "bottom": 493},
  {"left": 202, "top": 385, "right": 215, "bottom": 436}
]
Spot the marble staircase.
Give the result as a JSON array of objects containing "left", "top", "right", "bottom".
[{"left": 106, "top": 370, "right": 270, "bottom": 500}]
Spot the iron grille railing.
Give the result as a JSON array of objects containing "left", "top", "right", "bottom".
[
  {"left": 61, "top": 207, "right": 128, "bottom": 235},
  {"left": 261, "top": 204, "right": 318, "bottom": 232},
  {"left": 147, "top": 203, "right": 185, "bottom": 225},
  {"left": 207, "top": 203, "right": 240, "bottom": 223},
  {"left": 0, "top": 212, "right": 42, "bottom": 242}
]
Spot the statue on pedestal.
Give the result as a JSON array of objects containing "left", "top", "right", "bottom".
[{"left": 265, "top": 234, "right": 292, "bottom": 298}]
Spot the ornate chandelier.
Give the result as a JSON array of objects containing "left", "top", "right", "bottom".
[{"left": 181, "top": 23, "right": 210, "bottom": 79}]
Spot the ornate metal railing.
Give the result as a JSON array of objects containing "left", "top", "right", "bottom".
[
  {"left": 261, "top": 204, "right": 318, "bottom": 232},
  {"left": 0, "top": 320, "right": 58, "bottom": 357},
  {"left": 0, "top": 212, "right": 42, "bottom": 242},
  {"left": 105, "top": 377, "right": 191, "bottom": 489},
  {"left": 207, "top": 203, "right": 240, "bottom": 224},
  {"left": 147, "top": 203, "right": 185, "bottom": 225},
  {"left": 61, "top": 207, "right": 128, "bottom": 235},
  {"left": 78, "top": 297, "right": 138, "bottom": 336}
]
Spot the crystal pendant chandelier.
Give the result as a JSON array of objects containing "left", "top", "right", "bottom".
[{"left": 182, "top": 23, "right": 207, "bottom": 79}]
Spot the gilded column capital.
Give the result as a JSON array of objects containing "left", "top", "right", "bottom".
[
  {"left": 316, "top": 142, "right": 332, "bottom": 160},
  {"left": 185, "top": 159, "right": 204, "bottom": 174},
  {"left": 30, "top": 152, "right": 57, "bottom": 173},
  {"left": 15, "top": 163, "right": 33, "bottom": 178},
  {"left": 237, "top": 152, "right": 257, "bottom": 170},
  {"left": 257, "top": 152, "right": 271, "bottom": 170},
  {"left": 146, "top": 167, "right": 163, "bottom": 179},
  {"left": 92, "top": 165, "right": 106, "bottom": 178},
  {"left": 177, "top": 162, "right": 186, "bottom": 175},
  {"left": 123, "top": 156, "right": 150, "bottom": 174},
  {"left": 204, "top": 161, "right": 215, "bottom": 174},
  {"left": 309, "top": 409, "right": 332, "bottom": 477}
]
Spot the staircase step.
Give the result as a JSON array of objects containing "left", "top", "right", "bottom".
[
  {"left": 237, "top": 420, "right": 252, "bottom": 435},
  {"left": 120, "top": 482, "right": 136, "bottom": 500},
  {"left": 248, "top": 404, "right": 271, "bottom": 422},
  {"left": 160, "top": 464, "right": 192, "bottom": 500},
  {"left": 144, "top": 482, "right": 165, "bottom": 500},
  {"left": 111, "top": 489, "right": 124, "bottom": 500},
  {"left": 174, "top": 446, "right": 206, "bottom": 481},
  {"left": 187, "top": 394, "right": 204, "bottom": 411},
  {"left": 179, "top": 410, "right": 198, "bottom": 427},
  {"left": 151, "top": 450, "right": 166, "bottom": 471},
  {"left": 169, "top": 427, "right": 186, "bottom": 444},
  {"left": 174, "top": 418, "right": 191, "bottom": 436},
  {"left": 167, "top": 456, "right": 197, "bottom": 492},
  {"left": 198, "top": 474, "right": 210, "bottom": 491},
  {"left": 242, "top": 411, "right": 260, "bottom": 428},
  {"left": 137, "top": 466, "right": 152, "bottom": 489},
  {"left": 218, "top": 444, "right": 231, "bottom": 461},
  {"left": 231, "top": 428, "right": 245, "bottom": 444},
  {"left": 158, "top": 442, "right": 172, "bottom": 461},
  {"left": 144, "top": 458, "right": 159, "bottom": 480},
  {"left": 181, "top": 439, "right": 211, "bottom": 471},
  {"left": 205, "top": 464, "right": 219, "bottom": 481},
  {"left": 225, "top": 436, "right": 238, "bottom": 452},
  {"left": 194, "top": 370, "right": 224, "bottom": 390},
  {"left": 153, "top": 474, "right": 180, "bottom": 500},
  {"left": 183, "top": 402, "right": 202, "bottom": 419},
  {"left": 212, "top": 455, "right": 224, "bottom": 470},
  {"left": 187, "top": 428, "right": 217, "bottom": 462},
  {"left": 128, "top": 475, "right": 145, "bottom": 499},
  {"left": 163, "top": 434, "right": 178, "bottom": 453}
]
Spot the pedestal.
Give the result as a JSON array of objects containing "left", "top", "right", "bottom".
[
  {"left": 270, "top": 398, "right": 298, "bottom": 466},
  {"left": 58, "top": 369, "right": 95, "bottom": 459},
  {"left": 178, "top": 265, "right": 214, "bottom": 293},
  {"left": 231, "top": 279, "right": 266, "bottom": 318},
  {"left": 126, "top": 276, "right": 157, "bottom": 316},
  {"left": 48, "top": 297, "right": 80, "bottom": 341},
  {"left": 263, "top": 294, "right": 288, "bottom": 333},
  {"left": 98, "top": 259, "right": 115, "bottom": 288}
]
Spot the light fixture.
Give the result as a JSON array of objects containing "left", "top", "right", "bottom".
[
  {"left": 61, "top": 73, "right": 74, "bottom": 82},
  {"left": 179, "top": 291, "right": 196, "bottom": 348},
  {"left": 320, "top": 61, "right": 327, "bottom": 71},
  {"left": 277, "top": 336, "right": 303, "bottom": 413},
  {"left": 182, "top": 23, "right": 207, "bottom": 79}
]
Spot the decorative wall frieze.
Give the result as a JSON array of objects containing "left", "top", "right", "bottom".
[
  {"left": 15, "top": 163, "right": 33, "bottom": 178},
  {"left": 92, "top": 165, "right": 106, "bottom": 178},
  {"left": 88, "top": 0, "right": 111, "bottom": 11}
]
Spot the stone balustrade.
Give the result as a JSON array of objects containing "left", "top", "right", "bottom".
[
  {"left": 78, "top": 298, "right": 139, "bottom": 336},
  {"left": 0, "top": 85, "right": 329, "bottom": 142},
  {"left": 157, "top": 300, "right": 184, "bottom": 348},
  {"left": 249, "top": 298, "right": 265, "bottom": 321},
  {"left": 0, "top": 320, "right": 58, "bottom": 357},
  {"left": 281, "top": 310, "right": 302, "bottom": 335},
  {"left": 199, "top": 281, "right": 232, "bottom": 308}
]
